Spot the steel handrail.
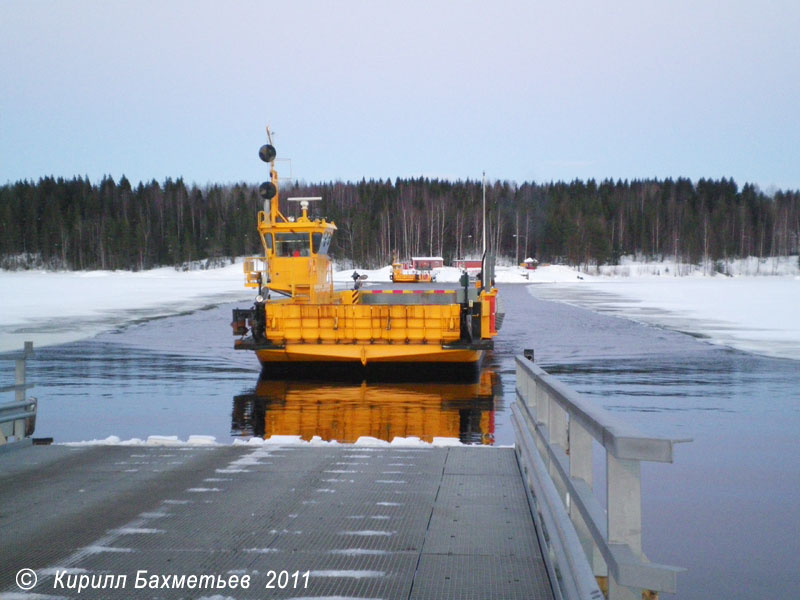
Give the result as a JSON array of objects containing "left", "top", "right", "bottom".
[
  {"left": 0, "top": 399, "right": 37, "bottom": 413},
  {"left": 513, "top": 354, "right": 688, "bottom": 599}
]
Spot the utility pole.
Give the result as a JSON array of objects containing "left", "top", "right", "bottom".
[
  {"left": 482, "top": 171, "right": 487, "bottom": 256},
  {"left": 482, "top": 171, "right": 487, "bottom": 290}
]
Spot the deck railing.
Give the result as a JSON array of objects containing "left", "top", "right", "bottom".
[
  {"left": 512, "top": 354, "right": 687, "bottom": 600},
  {"left": 1, "top": 341, "right": 37, "bottom": 446}
]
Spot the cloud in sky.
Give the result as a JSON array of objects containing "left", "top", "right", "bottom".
[{"left": 1, "top": 0, "right": 799, "bottom": 189}]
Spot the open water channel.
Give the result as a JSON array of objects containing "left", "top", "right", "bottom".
[{"left": 3, "top": 283, "right": 799, "bottom": 599}]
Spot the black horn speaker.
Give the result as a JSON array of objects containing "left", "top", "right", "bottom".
[
  {"left": 259, "top": 181, "right": 277, "bottom": 199},
  {"left": 258, "top": 144, "right": 277, "bottom": 163}
]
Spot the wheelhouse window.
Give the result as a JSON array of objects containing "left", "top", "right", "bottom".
[
  {"left": 274, "top": 233, "right": 310, "bottom": 257},
  {"left": 317, "top": 231, "right": 332, "bottom": 255},
  {"left": 312, "top": 231, "right": 333, "bottom": 255}
]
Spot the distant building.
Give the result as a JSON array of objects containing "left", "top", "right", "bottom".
[
  {"left": 523, "top": 257, "right": 539, "bottom": 270},
  {"left": 411, "top": 256, "right": 443, "bottom": 270},
  {"left": 452, "top": 258, "right": 482, "bottom": 270}
]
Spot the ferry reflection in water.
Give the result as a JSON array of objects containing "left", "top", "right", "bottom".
[{"left": 231, "top": 370, "right": 500, "bottom": 445}]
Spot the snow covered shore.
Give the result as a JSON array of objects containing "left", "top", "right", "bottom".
[
  {"left": 587, "top": 254, "right": 800, "bottom": 278},
  {"left": 520, "top": 256, "right": 800, "bottom": 361},
  {"left": 2, "top": 257, "right": 798, "bottom": 360},
  {"left": 529, "top": 276, "right": 800, "bottom": 361},
  {"left": 0, "top": 262, "right": 251, "bottom": 352}
]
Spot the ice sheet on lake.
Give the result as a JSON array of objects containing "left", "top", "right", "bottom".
[{"left": 529, "top": 276, "right": 800, "bottom": 360}]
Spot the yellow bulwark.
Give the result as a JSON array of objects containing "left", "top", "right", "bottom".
[
  {"left": 266, "top": 303, "right": 461, "bottom": 344},
  {"left": 233, "top": 128, "right": 499, "bottom": 370}
]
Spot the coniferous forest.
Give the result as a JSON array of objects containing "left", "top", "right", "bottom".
[{"left": 1, "top": 175, "right": 798, "bottom": 271}]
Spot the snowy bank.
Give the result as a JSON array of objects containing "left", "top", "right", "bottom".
[
  {"left": 529, "top": 276, "right": 800, "bottom": 361},
  {"left": 0, "top": 262, "right": 252, "bottom": 352},
  {"left": 585, "top": 255, "right": 800, "bottom": 278}
]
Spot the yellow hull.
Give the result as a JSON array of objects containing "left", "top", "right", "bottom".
[{"left": 256, "top": 344, "right": 483, "bottom": 365}]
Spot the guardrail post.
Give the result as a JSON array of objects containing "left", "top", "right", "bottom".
[
  {"left": 549, "top": 402, "right": 568, "bottom": 503},
  {"left": 550, "top": 401, "right": 568, "bottom": 450},
  {"left": 15, "top": 357, "right": 26, "bottom": 403},
  {"left": 568, "top": 419, "right": 592, "bottom": 487},
  {"left": 527, "top": 370, "right": 536, "bottom": 418},
  {"left": 535, "top": 378, "right": 547, "bottom": 425},
  {"left": 2, "top": 341, "right": 37, "bottom": 445},
  {"left": 14, "top": 344, "right": 29, "bottom": 439},
  {"left": 517, "top": 360, "right": 528, "bottom": 407},
  {"left": 569, "top": 418, "right": 607, "bottom": 580},
  {"left": 607, "top": 454, "right": 643, "bottom": 600},
  {"left": 535, "top": 380, "right": 550, "bottom": 467}
]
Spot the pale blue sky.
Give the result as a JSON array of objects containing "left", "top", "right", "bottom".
[{"left": 2, "top": 1, "right": 799, "bottom": 189}]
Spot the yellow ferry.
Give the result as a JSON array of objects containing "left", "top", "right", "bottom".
[
  {"left": 232, "top": 129, "right": 500, "bottom": 375},
  {"left": 390, "top": 256, "right": 434, "bottom": 283}
]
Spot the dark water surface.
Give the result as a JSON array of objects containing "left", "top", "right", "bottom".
[
  {"left": 517, "top": 284, "right": 800, "bottom": 600},
  {"left": 3, "top": 283, "right": 798, "bottom": 598}
]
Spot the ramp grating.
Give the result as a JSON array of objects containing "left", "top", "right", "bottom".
[{"left": 1, "top": 445, "right": 553, "bottom": 599}]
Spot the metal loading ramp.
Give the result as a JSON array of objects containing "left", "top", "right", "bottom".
[{"left": 0, "top": 445, "right": 554, "bottom": 600}]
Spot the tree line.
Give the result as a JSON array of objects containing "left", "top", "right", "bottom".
[
  {"left": 0, "top": 176, "right": 260, "bottom": 270},
  {"left": 1, "top": 175, "right": 798, "bottom": 270}
]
